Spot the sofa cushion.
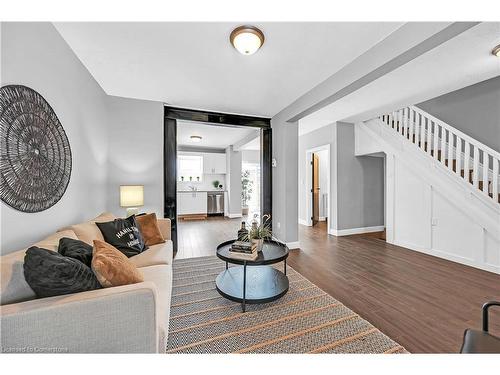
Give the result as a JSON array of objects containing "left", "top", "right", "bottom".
[
  {"left": 58, "top": 212, "right": 117, "bottom": 245},
  {"left": 91, "top": 240, "right": 144, "bottom": 287},
  {"left": 23, "top": 247, "right": 102, "bottom": 298},
  {"left": 58, "top": 237, "right": 93, "bottom": 267},
  {"left": 140, "top": 264, "right": 172, "bottom": 351},
  {"left": 129, "top": 241, "right": 173, "bottom": 268},
  {"left": 156, "top": 218, "right": 171, "bottom": 241},
  {"left": 0, "top": 229, "right": 78, "bottom": 305},
  {"left": 136, "top": 213, "right": 165, "bottom": 246},
  {"left": 96, "top": 216, "right": 147, "bottom": 258}
]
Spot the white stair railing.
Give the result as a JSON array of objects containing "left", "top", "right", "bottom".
[{"left": 379, "top": 105, "right": 500, "bottom": 205}]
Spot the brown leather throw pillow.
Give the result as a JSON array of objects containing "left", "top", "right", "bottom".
[
  {"left": 91, "top": 240, "right": 144, "bottom": 287},
  {"left": 136, "top": 213, "right": 165, "bottom": 246}
]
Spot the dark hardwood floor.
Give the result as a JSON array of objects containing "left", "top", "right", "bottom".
[
  {"left": 174, "top": 218, "right": 500, "bottom": 353},
  {"left": 289, "top": 222, "right": 500, "bottom": 353}
]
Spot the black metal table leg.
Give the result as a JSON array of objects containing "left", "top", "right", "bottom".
[
  {"left": 242, "top": 261, "right": 247, "bottom": 312},
  {"left": 284, "top": 259, "right": 287, "bottom": 275}
]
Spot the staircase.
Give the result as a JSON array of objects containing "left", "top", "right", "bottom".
[{"left": 379, "top": 106, "right": 500, "bottom": 206}]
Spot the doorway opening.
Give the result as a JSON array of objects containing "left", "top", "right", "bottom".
[
  {"left": 163, "top": 106, "right": 271, "bottom": 257},
  {"left": 304, "top": 145, "right": 330, "bottom": 232}
]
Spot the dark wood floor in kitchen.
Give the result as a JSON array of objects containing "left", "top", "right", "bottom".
[{"left": 175, "top": 217, "right": 500, "bottom": 353}]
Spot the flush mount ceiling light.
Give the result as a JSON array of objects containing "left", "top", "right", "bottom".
[
  {"left": 230, "top": 25, "right": 265, "bottom": 55},
  {"left": 190, "top": 135, "right": 202, "bottom": 143},
  {"left": 492, "top": 44, "right": 500, "bottom": 57}
]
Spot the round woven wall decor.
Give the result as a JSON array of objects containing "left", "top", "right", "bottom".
[{"left": 0, "top": 85, "right": 72, "bottom": 212}]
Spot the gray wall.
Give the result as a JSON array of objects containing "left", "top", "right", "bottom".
[
  {"left": 1, "top": 22, "right": 109, "bottom": 254},
  {"left": 418, "top": 76, "right": 500, "bottom": 152},
  {"left": 271, "top": 118, "right": 299, "bottom": 244},
  {"left": 105, "top": 95, "right": 164, "bottom": 218},
  {"left": 336, "top": 122, "right": 385, "bottom": 230}
]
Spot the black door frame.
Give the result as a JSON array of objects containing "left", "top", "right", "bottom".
[{"left": 163, "top": 106, "right": 272, "bottom": 252}]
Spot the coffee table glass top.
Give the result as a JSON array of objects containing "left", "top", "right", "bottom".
[{"left": 216, "top": 239, "right": 289, "bottom": 265}]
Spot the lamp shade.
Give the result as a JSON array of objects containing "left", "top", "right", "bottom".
[{"left": 120, "top": 185, "right": 144, "bottom": 207}]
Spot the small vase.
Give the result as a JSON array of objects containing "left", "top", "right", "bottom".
[{"left": 252, "top": 238, "right": 264, "bottom": 252}]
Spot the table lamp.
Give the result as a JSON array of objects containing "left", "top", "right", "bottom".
[{"left": 120, "top": 185, "right": 144, "bottom": 217}]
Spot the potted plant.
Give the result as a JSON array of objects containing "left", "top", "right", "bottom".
[
  {"left": 246, "top": 214, "right": 272, "bottom": 252},
  {"left": 181, "top": 176, "right": 184, "bottom": 181},
  {"left": 189, "top": 176, "right": 192, "bottom": 181},
  {"left": 241, "top": 170, "right": 253, "bottom": 216},
  {"left": 212, "top": 180, "right": 220, "bottom": 189}
]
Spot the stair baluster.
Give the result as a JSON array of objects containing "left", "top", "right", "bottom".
[
  {"left": 483, "top": 152, "right": 490, "bottom": 194},
  {"left": 377, "top": 105, "right": 500, "bottom": 205}
]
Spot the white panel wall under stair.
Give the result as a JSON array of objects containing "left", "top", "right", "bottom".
[
  {"left": 393, "top": 160, "right": 431, "bottom": 251},
  {"left": 356, "top": 117, "right": 500, "bottom": 275},
  {"left": 431, "top": 189, "right": 483, "bottom": 263}
]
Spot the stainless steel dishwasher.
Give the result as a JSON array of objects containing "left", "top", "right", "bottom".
[{"left": 207, "top": 192, "right": 224, "bottom": 215}]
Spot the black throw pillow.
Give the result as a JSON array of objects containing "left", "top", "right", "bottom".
[
  {"left": 58, "top": 237, "right": 93, "bottom": 267},
  {"left": 23, "top": 247, "right": 101, "bottom": 298},
  {"left": 95, "top": 215, "right": 147, "bottom": 257}
]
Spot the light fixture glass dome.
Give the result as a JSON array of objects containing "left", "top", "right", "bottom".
[{"left": 230, "top": 26, "right": 265, "bottom": 55}]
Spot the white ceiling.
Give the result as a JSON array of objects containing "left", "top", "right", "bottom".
[
  {"left": 177, "top": 120, "right": 258, "bottom": 149},
  {"left": 299, "top": 22, "right": 500, "bottom": 135},
  {"left": 239, "top": 136, "right": 260, "bottom": 151},
  {"left": 54, "top": 22, "right": 403, "bottom": 117}
]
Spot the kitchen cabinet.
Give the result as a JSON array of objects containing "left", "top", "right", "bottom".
[
  {"left": 177, "top": 192, "right": 208, "bottom": 215},
  {"left": 203, "top": 153, "right": 226, "bottom": 174}
]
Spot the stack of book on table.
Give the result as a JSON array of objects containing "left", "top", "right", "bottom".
[{"left": 228, "top": 241, "right": 257, "bottom": 260}]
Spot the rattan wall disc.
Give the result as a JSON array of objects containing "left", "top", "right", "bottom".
[{"left": 0, "top": 85, "right": 72, "bottom": 212}]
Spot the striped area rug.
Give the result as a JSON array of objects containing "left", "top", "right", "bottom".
[{"left": 167, "top": 256, "right": 407, "bottom": 354}]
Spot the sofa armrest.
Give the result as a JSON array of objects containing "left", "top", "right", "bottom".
[
  {"left": 0, "top": 282, "right": 159, "bottom": 353},
  {"left": 157, "top": 218, "right": 171, "bottom": 240}
]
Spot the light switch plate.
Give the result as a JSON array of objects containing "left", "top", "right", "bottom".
[{"left": 272, "top": 158, "right": 277, "bottom": 167}]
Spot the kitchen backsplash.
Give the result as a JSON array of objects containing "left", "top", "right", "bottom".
[{"left": 178, "top": 174, "right": 226, "bottom": 191}]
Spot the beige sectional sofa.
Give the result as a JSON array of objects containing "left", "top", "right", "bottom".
[{"left": 0, "top": 213, "right": 173, "bottom": 353}]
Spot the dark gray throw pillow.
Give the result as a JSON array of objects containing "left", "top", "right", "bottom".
[
  {"left": 95, "top": 215, "right": 147, "bottom": 257},
  {"left": 58, "top": 237, "right": 93, "bottom": 267},
  {"left": 23, "top": 247, "right": 101, "bottom": 298}
]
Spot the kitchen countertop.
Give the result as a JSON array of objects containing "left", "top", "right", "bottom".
[{"left": 177, "top": 190, "right": 227, "bottom": 193}]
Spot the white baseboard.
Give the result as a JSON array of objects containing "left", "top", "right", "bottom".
[
  {"left": 298, "top": 219, "right": 309, "bottom": 226},
  {"left": 285, "top": 241, "right": 300, "bottom": 250},
  {"left": 274, "top": 236, "right": 300, "bottom": 250},
  {"left": 319, "top": 217, "right": 326, "bottom": 221},
  {"left": 392, "top": 239, "right": 500, "bottom": 275},
  {"left": 227, "top": 213, "right": 242, "bottom": 219},
  {"left": 328, "top": 225, "right": 385, "bottom": 236}
]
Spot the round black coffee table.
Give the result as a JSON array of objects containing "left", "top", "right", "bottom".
[{"left": 215, "top": 239, "right": 289, "bottom": 312}]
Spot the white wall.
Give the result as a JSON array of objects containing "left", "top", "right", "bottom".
[
  {"left": 316, "top": 149, "right": 329, "bottom": 219},
  {"left": 105, "top": 95, "right": 164, "bottom": 218},
  {"left": 1, "top": 22, "right": 109, "bottom": 254},
  {"left": 242, "top": 150, "right": 260, "bottom": 164},
  {"left": 225, "top": 145, "right": 242, "bottom": 217},
  {"left": 178, "top": 173, "right": 226, "bottom": 192}
]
